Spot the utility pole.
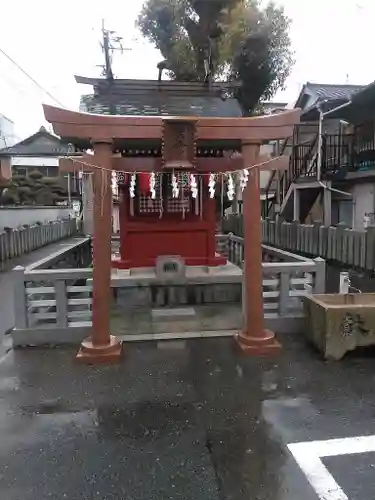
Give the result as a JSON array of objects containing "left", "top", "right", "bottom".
[
  {"left": 100, "top": 19, "right": 131, "bottom": 80},
  {"left": 102, "top": 19, "right": 113, "bottom": 80}
]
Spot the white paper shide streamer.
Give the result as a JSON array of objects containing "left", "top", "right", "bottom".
[
  {"left": 190, "top": 174, "right": 198, "bottom": 199},
  {"left": 239, "top": 168, "right": 249, "bottom": 192},
  {"left": 111, "top": 171, "right": 117, "bottom": 191},
  {"left": 149, "top": 172, "right": 156, "bottom": 199},
  {"left": 227, "top": 174, "right": 235, "bottom": 201},
  {"left": 172, "top": 172, "right": 179, "bottom": 198},
  {"left": 208, "top": 173, "right": 216, "bottom": 199},
  {"left": 129, "top": 173, "right": 136, "bottom": 198}
]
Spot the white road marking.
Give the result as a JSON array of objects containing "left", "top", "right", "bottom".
[{"left": 288, "top": 435, "right": 375, "bottom": 500}]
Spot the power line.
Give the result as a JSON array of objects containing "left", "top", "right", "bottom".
[{"left": 0, "top": 46, "right": 65, "bottom": 108}]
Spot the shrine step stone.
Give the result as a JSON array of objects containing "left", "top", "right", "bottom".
[
  {"left": 114, "top": 283, "right": 241, "bottom": 308},
  {"left": 152, "top": 308, "right": 196, "bottom": 321}
]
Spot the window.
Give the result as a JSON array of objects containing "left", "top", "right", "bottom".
[
  {"left": 332, "top": 199, "right": 353, "bottom": 227},
  {"left": 13, "top": 167, "right": 27, "bottom": 177}
]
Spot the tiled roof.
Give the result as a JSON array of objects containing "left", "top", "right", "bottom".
[
  {"left": 295, "top": 83, "right": 366, "bottom": 121},
  {"left": 80, "top": 93, "right": 242, "bottom": 118},
  {"left": 295, "top": 83, "right": 364, "bottom": 111},
  {"left": 326, "top": 80, "right": 375, "bottom": 121},
  {"left": 0, "top": 127, "right": 72, "bottom": 157},
  {"left": 77, "top": 77, "right": 243, "bottom": 118},
  {"left": 305, "top": 83, "right": 364, "bottom": 101}
]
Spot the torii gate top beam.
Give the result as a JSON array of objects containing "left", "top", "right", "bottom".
[{"left": 43, "top": 105, "right": 301, "bottom": 147}]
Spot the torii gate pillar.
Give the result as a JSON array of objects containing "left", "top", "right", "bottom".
[
  {"left": 236, "top": 141, "right": 281, "bottom": 355},
  {"left": 76, "top": 140, "right": 122, "bottom": 363}
]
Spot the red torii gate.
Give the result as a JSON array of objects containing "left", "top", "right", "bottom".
[{"left": 43, "top": 105, "right": 300, "bottom": 363}]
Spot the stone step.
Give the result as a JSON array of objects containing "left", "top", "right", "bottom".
[{"left": 151, "top": 307, "right": 196, "bottom": 320}]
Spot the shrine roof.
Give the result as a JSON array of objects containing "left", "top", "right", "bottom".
[
  {"left": 76, "top": 76, "right": 242, "bottom": 118},
  {"left": 75, "top": 76, "right": 241, "bottom": 93}
]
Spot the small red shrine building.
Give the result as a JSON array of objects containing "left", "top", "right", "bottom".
[{"left": 76, "top": 77, "right": 243, "bottom": 269}]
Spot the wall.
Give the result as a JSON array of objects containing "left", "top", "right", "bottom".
[
  {"left": 12, "top": 156, "right": 59, "bottom": 178},
  {"left": 303, "top": 183, "right": 374, "bottom": 229},
  {"left": 11, "top": 155, "right": 79, "bottom": 193},
  {"left": 0, "top": 206, "right": 72, "bottom": 230},
  {"left": 295, "top": 118, "right": 342, "bottom": 145},
  {"left": 12, "top": 157, "right": 59, "bottom": 167},
  {"left": 259, "top": 143, "right": 275, "bottom": 190},
  {"left": 331, "top": 193, "right": 354, "bottom": 227},
  {"left": 352, "top": 182, "right": 375, "bottom": 229},
  {"left": 229, "top": 143, "right": 276, "bottom": 213},
  {"left": 305, "top": 193, "right": 324, "bottom": 224}
]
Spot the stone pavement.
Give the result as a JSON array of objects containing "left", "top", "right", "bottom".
[
  {"left": 1, "top": 334, "right": 375, "bottom": 499},
  {"left": 111, "top": 303, "right": 244, "bottom": 336}
]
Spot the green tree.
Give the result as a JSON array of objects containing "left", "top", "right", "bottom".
[
  {"left": 137, "top": 0, "right": 294, "bottom": 113},
  {"left": 0, "top": 170, "right": 68, "bottom": 206}
]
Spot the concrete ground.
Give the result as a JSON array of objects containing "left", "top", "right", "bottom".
[
  {"left": 1, "top": 244, "right": 375, "bottom": 498},
  {"left": 1, "top": 334, "right": 375, "bottom": 499}
]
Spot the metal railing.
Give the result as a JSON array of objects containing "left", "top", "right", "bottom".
[
  {"left": 0, "top": 218, "right": 79, "bottom": 267},
  {"left": 265, "top": 129, "right": 375, "bottom": 218},
  {"left": 322, "top": 133, "right": 375, "bottom": 174},
  {"left": 265, "top": 134, "right": 319, "bottom": 217},
  {"left": 322, "top": 134, "right": 355, "bottom": 175}
]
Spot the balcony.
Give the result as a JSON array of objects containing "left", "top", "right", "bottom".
[{"left": 322, "top": 133, "right": 375, "bottom": 178}]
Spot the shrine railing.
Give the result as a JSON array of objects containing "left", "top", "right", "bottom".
[
  {"left": 11, "top": 234, "right": 325, "bottom": 346},
  {"left": 12, "top": 237, "right": 93, "bottom": 346},
  {"left": 224, "top": 233, "right": 325, "bottom": 328}
]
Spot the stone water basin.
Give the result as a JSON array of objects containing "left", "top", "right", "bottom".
[{"left": 303, "top": 293, "right": 375, "bottom": 360}]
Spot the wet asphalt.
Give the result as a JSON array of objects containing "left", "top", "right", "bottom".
[{"left": 1, "top": 335, "right": 375, "bottom": 500}]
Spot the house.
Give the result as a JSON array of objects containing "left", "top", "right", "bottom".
[
  {"left": 225, "top": 101, "right": 288, "bottom": 215},
  {"left": 0, "top": 114, "right": 16, "bottom": 149},
  {"left": 263, "top": 81, "right": 375, "bottom": 228},
  {"left": 262, "top": 101, "right": 288, "bottom": 114},
  {"left": 0, "top": 126, "right": 80, "bottom": 198}
]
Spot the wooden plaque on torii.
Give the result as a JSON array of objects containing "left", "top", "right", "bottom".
[{"left": 162, "top": 118, "right": 197, "bottom": 169}]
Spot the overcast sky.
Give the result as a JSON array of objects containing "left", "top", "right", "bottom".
[{"left": 0, "top": 0, "right": 374, "bottom": 141}]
